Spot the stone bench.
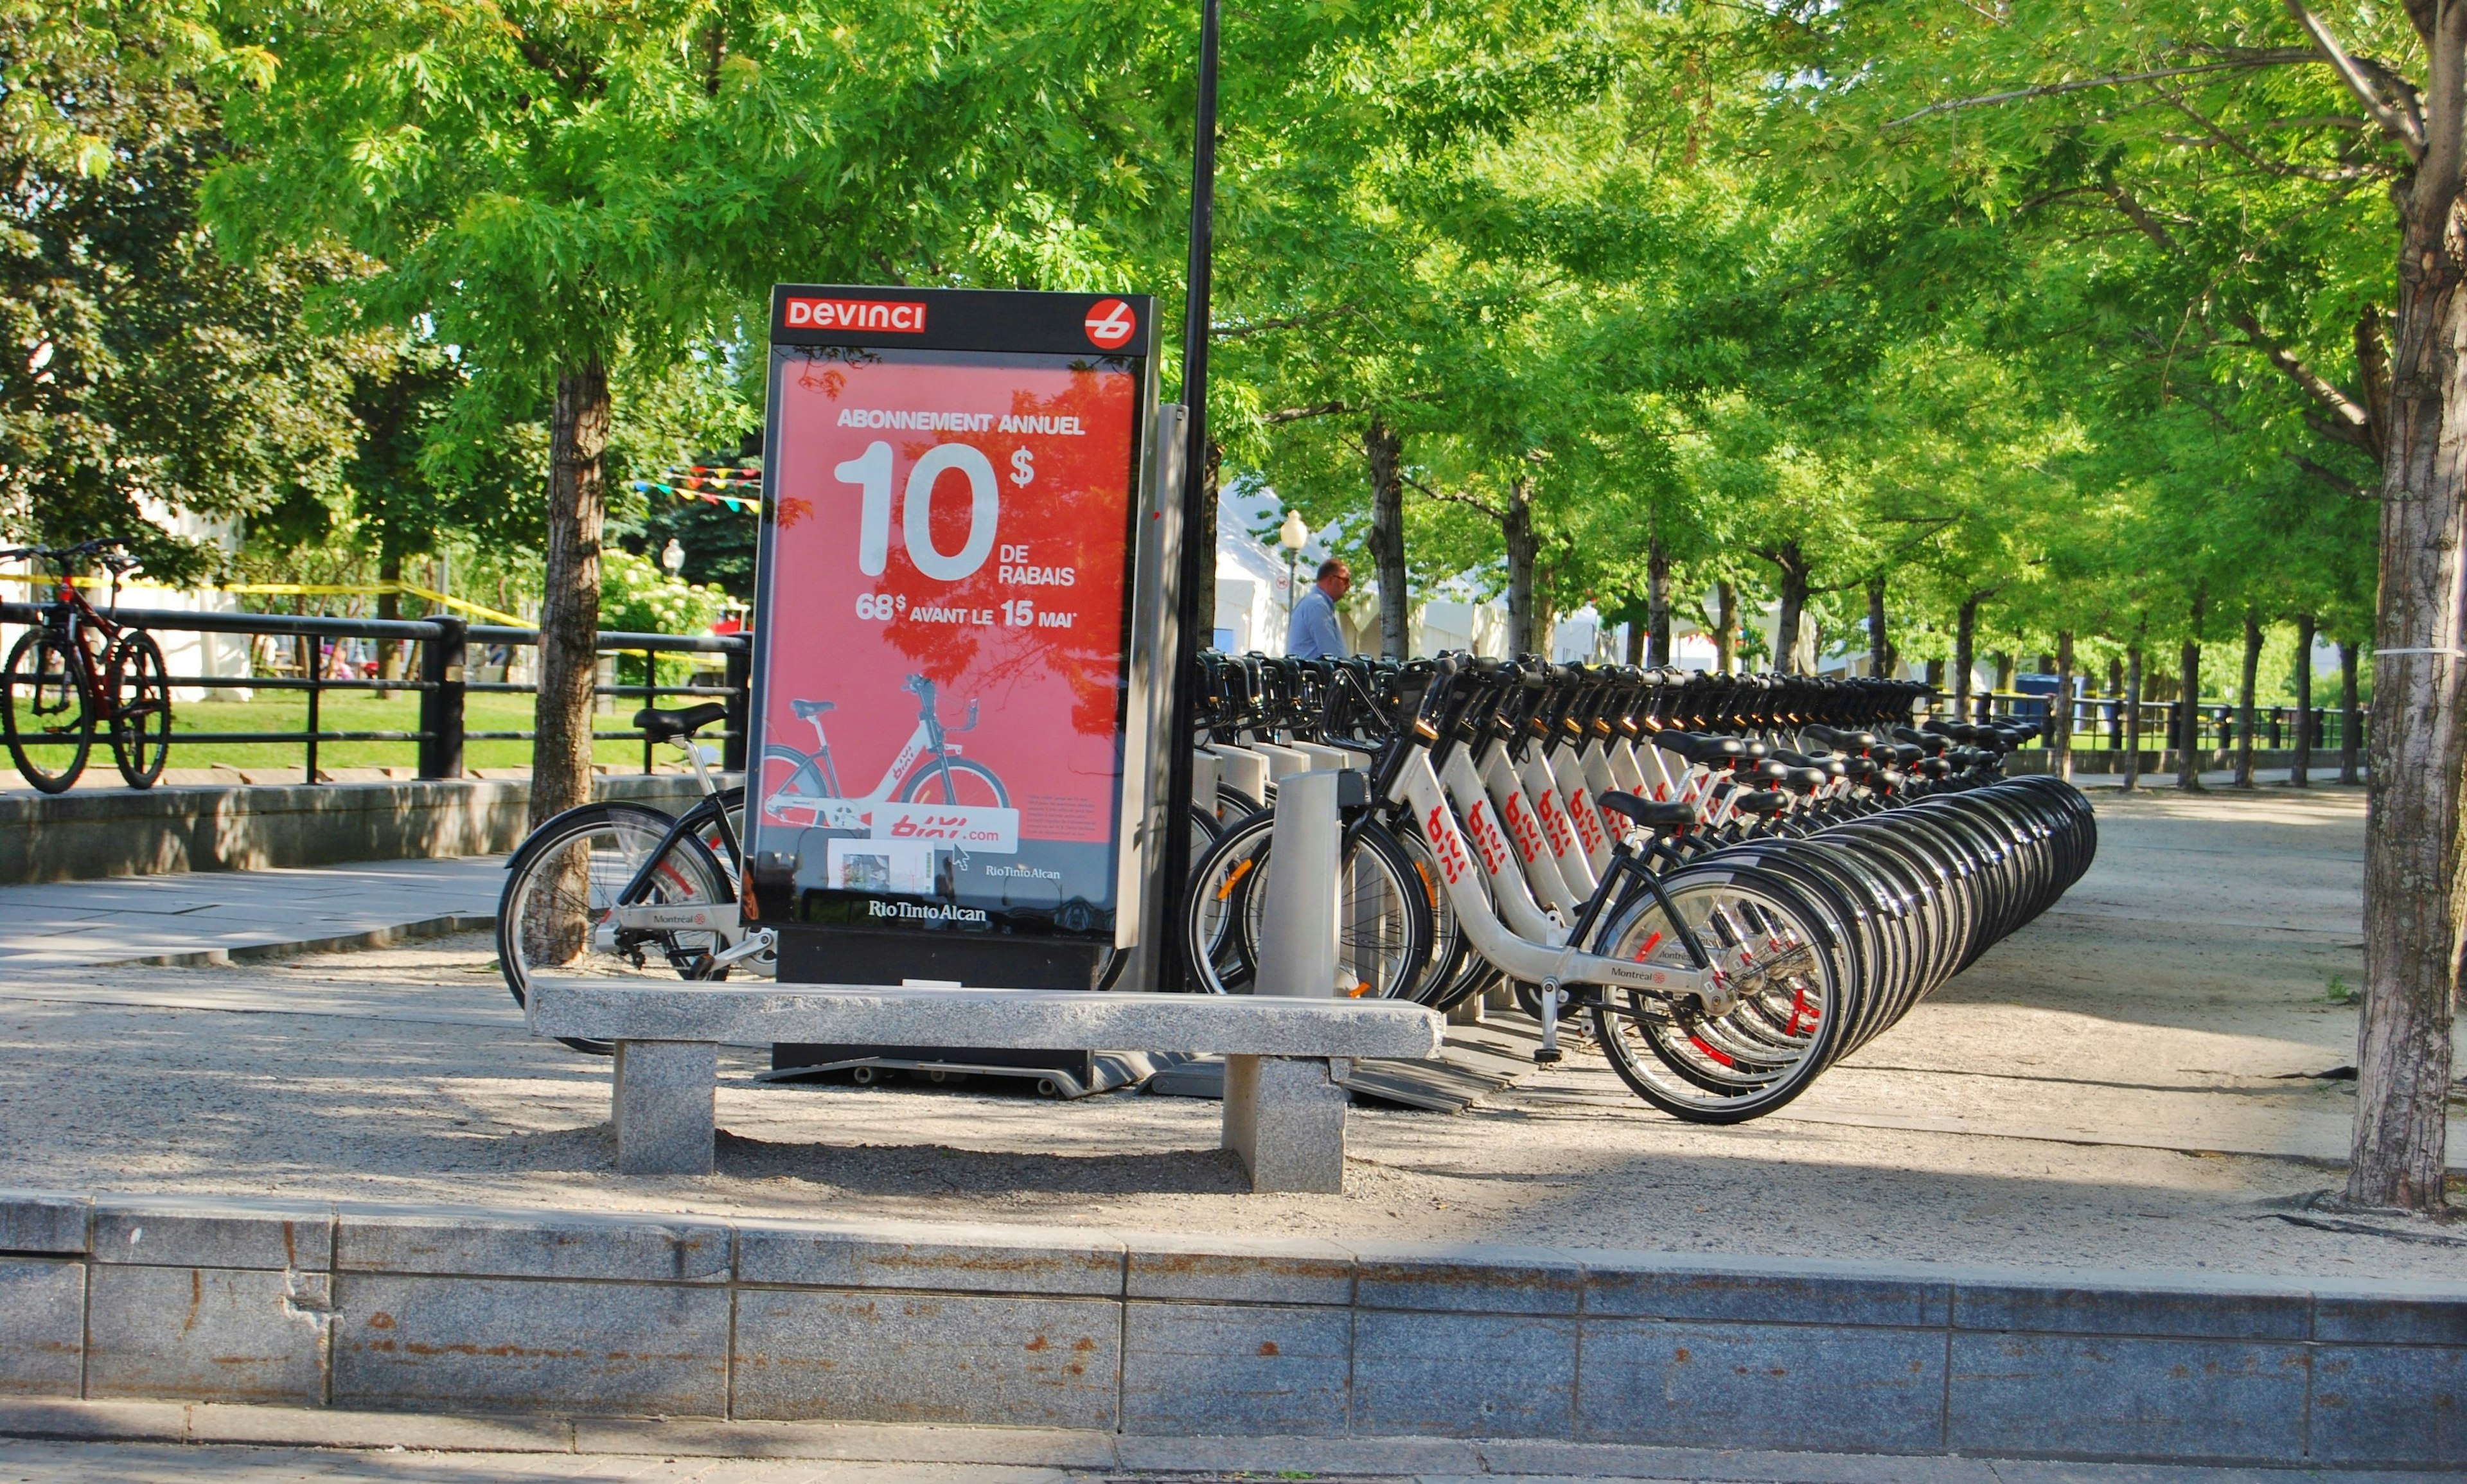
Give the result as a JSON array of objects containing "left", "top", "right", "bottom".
[{"left": 524, "top": 980, "right": 1444, "bottom": 1192}]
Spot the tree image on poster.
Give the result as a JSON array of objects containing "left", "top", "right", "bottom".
[{"left": 753, "top": 346, "right": 1140, "bottom": 937}]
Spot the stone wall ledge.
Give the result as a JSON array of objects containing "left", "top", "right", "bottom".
[
  {"left": 1, "top": 1186, "right": 2459, "bottom": 1467},
  {"left": 0, "top": 774, "right": 726, "bottom": 885}
]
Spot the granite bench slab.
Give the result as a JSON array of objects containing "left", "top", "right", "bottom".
[{"left": 524, "top": 978, "right": 1446, "bottom": 1193}]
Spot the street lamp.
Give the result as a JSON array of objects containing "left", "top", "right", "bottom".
[
  {"left": 1278, "top": 509, "right": 1310, "bottom": 625},
  {"left": 660, "top": 538, "right": 685, "bottom": 577}
]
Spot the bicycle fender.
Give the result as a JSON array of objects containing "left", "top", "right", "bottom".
[{"left": 499, "top": 800, "right": 682, "bottom": 875}]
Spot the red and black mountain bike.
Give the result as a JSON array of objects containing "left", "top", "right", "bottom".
[{"left": 0, "top": 540, "right": 173, "bottom": 792}]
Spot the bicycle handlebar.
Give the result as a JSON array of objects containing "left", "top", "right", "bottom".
[{"left": 0, "top": 538, "right": 136, "bottom": 571}]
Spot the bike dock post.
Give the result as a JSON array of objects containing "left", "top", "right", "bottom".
[{"left": 1223, "top": 768, "right": 1348, "bottom": 1192}]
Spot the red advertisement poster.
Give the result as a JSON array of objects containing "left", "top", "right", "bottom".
[{"left": 749, "top": 346, "right": 1142, "bottom": 939}]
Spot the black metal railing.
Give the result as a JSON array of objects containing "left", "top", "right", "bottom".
[
  {"left": 0, "top": 604, "right": 750, "bottom": 784},
  {"left": 1946, "top": 691, "right": 2367, "bottom": 758}
]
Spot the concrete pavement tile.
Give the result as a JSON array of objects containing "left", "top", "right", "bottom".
[
  {"left": 1468, "top": 1440, "right": 1999, "bottom": 1481},
  {"left": 1577, "top": 1318, "right": 1946, "bottom": 1453},
  {"left": 87, "top": 1264, "right": 328, "bottom": 1406},
  {"left": 571, "top": 1418, "right": 1116, "bottom": 1465},
  {"left": 1946, "top": 1333, "right": 2309, "bottom": 1463},
  {"left": 1122, "top": 1233, "right": 1354, "bottom": 1305},
  {"left": 732, "top": 1289, "right": 1118, "bottom": 1429},
  {"left": 332, "top": 1273, "right": 729, "bottom": 1416},
  {"left": 0, "top": 1190, "right": 89, "bottom": 1253},
  {"left": 336, "top": 1207, "right": 728, "bottom": 1282},
  {"left": 1351, "top": 1310, "right": 1576, "bottom": 1438},
  {"left": 734, "top": 1220, "right": 1124, "bottom": 1296},
  {"left": 184, "top": 1402, "right": 571, "bottom": 1453},
  {"left": 0, "top": 1397, "right": 191, "bottom": 1442},
  {"left": 1111, "top": 1432, "right": 1485, "bottom": 1472},
  {"left": 1119, "top": 1300, "right": 1350, "bottom": 1436},
  {"left": 0, "top": 1259, "right": 83, "bottom": 1396},
  {"left": 94, "top": 1195, "right": 335, "bottom": 1271},
  {"left": 2310, "top": 1343, "right": 2467, "bottom": 1467}
]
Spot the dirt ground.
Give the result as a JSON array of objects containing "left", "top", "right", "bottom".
[{"left": 3, "top": 779, "right": 2459, "bottom": 1280}]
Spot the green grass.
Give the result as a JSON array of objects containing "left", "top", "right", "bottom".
[{"left": 159, "top": 690, "right": 671, "bottom": 773}]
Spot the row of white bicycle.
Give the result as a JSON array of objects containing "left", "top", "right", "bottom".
[{"left": 1180, "top": 654, "right": 2096, "bottom": 1122}]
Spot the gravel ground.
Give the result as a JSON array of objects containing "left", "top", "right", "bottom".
[{"left": 2, "top": 781, "right": 2459, "bottom": 1280}]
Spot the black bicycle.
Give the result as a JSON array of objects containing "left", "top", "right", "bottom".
[{"left": 0, "top": 539, "right": 172, "bottom": 791}]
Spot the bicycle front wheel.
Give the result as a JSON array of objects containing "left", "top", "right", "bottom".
[
  {"left": 898, "top": 757, "right": 1009, "bottom": 808},
  {"left": 1181, "top": 809, "right": 1433, "bottom": 999},
  {"left": 107, "top": 632, "right": 172, "bottom": 789},
  {"left": 3, "top": 628, "right": 91, "bottom": 793},
  {"left": 1587, "top": 865, "right": 1852, "bottom": 1124},
  {"left": 497, "top": 803, "right": 734, "bottom": 1054}
]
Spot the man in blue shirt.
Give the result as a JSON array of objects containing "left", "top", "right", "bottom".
[{"left": 1286, "top": 558, "right": 1352, "bottom": 658}]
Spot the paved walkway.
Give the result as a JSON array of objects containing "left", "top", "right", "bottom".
[
  {"left": 0, "top": 856, "right": 503, "bottom": 971},
  {"left": 0, "top": 1436, "right": 2424, "bottom": 1483},
  {"left": 0, "top": 784, "right": 2450, "bottom": 1279}
]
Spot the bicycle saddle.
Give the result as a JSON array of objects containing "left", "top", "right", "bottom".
[
  {"left": 1727, "top": 790, "right": 1792, "bottom": 816},
  {"left": 1657, "top": 732, "right": 1743, "bottom": 766},
  {"left": 1801, "top": 723, "right": 1876, "bottom": 752},
  {"left": 1772, "top": 748, "right": 1846, "bottom": 779},
  {"left": 791, "top": 698, "right": 836, "bottom": 719},
  {"left": 1595, "top": 791, "right": 1697, "bottom": 831},
  {"left": 635, "top": 702, "right": 729, "bottom": 743}
]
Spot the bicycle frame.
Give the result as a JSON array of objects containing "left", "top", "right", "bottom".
[
  {"left": 761, "top": 686, "right": 973, "bottom": 826},
  {"left": 1390, "top": 741, "right": 1719, "bottom": 1005},
  {"left": 31, "top": 576, "right": 125, "bottom": 710}
]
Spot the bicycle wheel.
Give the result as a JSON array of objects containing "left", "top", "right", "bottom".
[
  {"left": 899, "top": 757, "right": 1009, "bottom": 808},
  {"left": 757, "top": 746, "right": 831, "bottom": 824},
  {"left": 1587, "top": 865, "right": 1850, "bottom": 1124},
  {"left": 107, "top": 632, "right": 172, "bottom": 789},
  {"left": 1180, "top": 809, "right": 1434, "bottom": 999},
  {"left": 497, "top": 802, "right": 734, "bottom": 1054},
  {"left": 2, "top": 629, "right": 91, "bottom": 792}
]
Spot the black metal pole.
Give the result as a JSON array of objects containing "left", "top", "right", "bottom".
[{"left": 1151, "top": 0, "right": 1221, "bottom": 993}]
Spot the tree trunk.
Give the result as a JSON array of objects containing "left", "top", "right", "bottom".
[
  {"left": 1364, "top": 419, "right": 1408, "bottom": 660},
  {"left": 2290, "top": 614, "right": 2315, "bottom": 787},
  {"left": 1624, "top": 617, "right": 1644, "bottom": 666},
  {"left": 2340, "top": 641, "right": 2362, "bottom": 784},
  {"left": 1767, "top": 542, "right": 1810, "bottom": 675},
  {"left": 376, "top": 550, "right": 403, "bottom": 699},
  {"left": 1502, "top": 477, "right": 1540, "bottom": 657},
  {"left": 2234, "top": 610, "right": 2262, "bottom": 788},
  {"left": 1953, "top": 593, "right": 1981, "bottom": 718},
  {"left": 1866, "top": 576, "right": 1891, "bottom": 678},
  {"left": 1713, "top": 581, "right": 1737, "bottom": 674},
  {"left": 2053, "top": 630, "right": 2074, "bottom": 781},
  {"left": 2123, "top": 644, "right": 2143, "bottom": 792},
  {"left": 1194, "top": 439, "right": 1222, "bottom": 650},
  {"left": 2177, "top": 593, "right": 2205, "bottom": 792},
  {"left": 2352, "top": 14, "right": 2467, "bottom": 1207},
  {"left": 531, "top": 360, "right": 612, "bottom": 828},
  {"left": 1647, "top": 537, "right": 1672, "bottom": 667}
]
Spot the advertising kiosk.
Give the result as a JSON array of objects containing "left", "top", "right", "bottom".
[{"left": 741, "top": 287, "right": 1167, "bottom": 1079}]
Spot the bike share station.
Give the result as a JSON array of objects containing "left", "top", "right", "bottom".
[
  {"left": 525, "top": 286, "right": 2105, "bottom": 1194},
  {"left": 524, "top": 285, "right": 1442, "bottom": 1192}
]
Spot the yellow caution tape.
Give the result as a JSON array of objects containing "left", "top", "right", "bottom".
[{"left": 1, "top": 575, "right": 528, "bottom": 628}]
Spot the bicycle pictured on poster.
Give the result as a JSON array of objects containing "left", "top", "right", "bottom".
[{"left": 759, "top": 672, "right": 1013, "bottom": 828}]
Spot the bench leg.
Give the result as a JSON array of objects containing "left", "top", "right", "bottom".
[
  {"left": 1221, "top": 1055, "right": 1347, "bottom": 1194},
  {"left": 612, "top": 1039, "right": 717, "bottom": 1176}
]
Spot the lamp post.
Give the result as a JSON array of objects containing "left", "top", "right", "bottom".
[
  {"left": 1153, "top": 0, "right": 1225, "bottom": 994},
  {"left": 1278, "top": 509, "right": 1309, "bottom": 632}
]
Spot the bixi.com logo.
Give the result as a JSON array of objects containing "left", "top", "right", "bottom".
[{"left": 1083, "top": 298, "right": 1136, "bottom": 349}]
